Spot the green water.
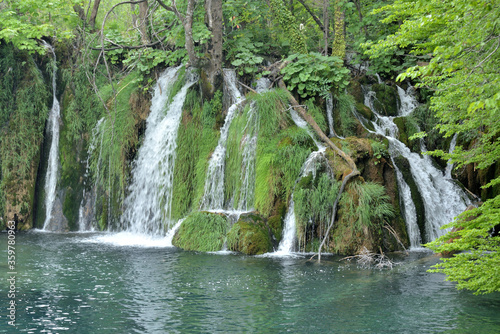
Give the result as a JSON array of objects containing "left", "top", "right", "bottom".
[{"left": 1, "top": 232, "right": 500, "bottom": 333}]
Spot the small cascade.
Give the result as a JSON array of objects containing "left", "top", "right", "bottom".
[
  {"left": 42, "top": 42, "right": 62, "bottom": 231},
  {"left": 276, "top": 197, "right": 297, "bottom": 254},
  {"left": 360, "top": 84, "right": 471, "bottom": 246},
  {"left": 235, "top": 77, "right": 269, "bottom": 211},
  {"left": 121, "top": 66, "right": 197, "bottom": 235},
  {"left": 445, "top": 133, "right": 458, "bottom": 179},
  {"left": 275, "top": 109, "right": 327, "bottom": 254},
  {"left": 326, "top": 93, "right": 336, "bottom": 138},
  {"left": 375, "top": 73, "right": 383, "bottom": 84},
  {"left": 236, "top": 103, "right": 259, "bottom": 211},
  {"left": 200, "top": 69, "right": 244, "bottom": 210}
]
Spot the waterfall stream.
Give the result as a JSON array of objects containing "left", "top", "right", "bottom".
[
  {"left": 200, "top": 69, "right": 244, "bottom": 210},
  {"left": 445, "top": 133, "right": 459, "bottom": 179},
  {"left": 42, "top": 42, "right": 62, "bottom": 231},
  {"left": 362, "top": 84, "right": 471, "bottom": 247},
  {"left": 121, "top": 66, "right": 197, "bottom": 235}
]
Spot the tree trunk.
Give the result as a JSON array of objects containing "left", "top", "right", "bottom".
[
  {"left": 331, "top": 0, "right": 345, "bottom": 59},
  {"left": 89, "top": 0, "right": 102, "bottom": 31},
  {"left": 202, "top": 0, "right": 223, "bottom": 97},
  {"left": 323, "top": 0, "right": 329, "bottom": 55},
  {"left": 138, "top": 0, "right": 150, "bottom": 44}
]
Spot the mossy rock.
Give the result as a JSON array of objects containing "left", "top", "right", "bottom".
[
  {"left": 372, "top": 84, "right": 400, "bottom": 117},
  {"left": 173, "top": 211, "right": 228, "bottom": 252},
  {"left": 227, "top": 212, "right": 272, "bottom": 255},
  {"left": 355, "top": 102, "right": 374, "bottom": 121},
  {"left": 267, "top": 201, "right": 287, "bottom": 245}
]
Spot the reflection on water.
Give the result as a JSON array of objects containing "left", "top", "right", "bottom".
[{"left": 1, "top": 232, "right": 500, "bottom": 333}]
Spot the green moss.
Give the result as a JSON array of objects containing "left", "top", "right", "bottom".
[
  {"left": 90, "top": 70, "right": 142, "bottom": 226},
  {"left": 227, "top": 220, "right": 272, "bottom": 255},
  {"left": 171, "top": 89, "right": 221, "bottom": 220},
  {"left": 173, "top": 211, "right": 228, "bottom": 251},
  {"left": 334, "top": 93, "right": 357, "bottom": 137},
  {"left": 0, "top": 47, "right": 50, "bottom": 227},
  {"left": 371, "top": 84, "right": 399, "bottom": 117}
]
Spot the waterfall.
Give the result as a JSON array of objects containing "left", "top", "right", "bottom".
[
  {"left": 235, "top": 77, "right": 269, "bottom": 211},
  {"left": 444, "top": 133, "right": 458, "bottom": 179},
  {"left": 361, "top": 84, "right": 471, "bottom": 246},
  {"left": 274, "top": 109, "right": 327, "bottom": 254},
  {"left": 121, "top": 66, "right": 197, "bottom": 235},
  {"left": 326, "top": 93, "right": 335, "bottom": 138},
  {"left": 42, "top": 42, "right": 61, "bottom": 231},
  {"left": 200, "top": 69, "right": 244, "bottom": 210}
]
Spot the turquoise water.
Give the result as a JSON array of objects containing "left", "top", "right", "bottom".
[{"left": 1, "top": 232, "right": 500, "bottom": 333}]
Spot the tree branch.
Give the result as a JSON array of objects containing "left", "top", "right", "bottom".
[{"left": 296, "top": 0, "right": 326, "bottom": 32}]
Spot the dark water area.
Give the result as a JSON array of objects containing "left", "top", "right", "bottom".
[{"left": 1, "top": 232, "right": 500, "bottom": 333}]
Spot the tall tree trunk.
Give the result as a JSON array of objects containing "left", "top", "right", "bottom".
[
  {"left": 138, "top": 0, "right": 150, "bottom": 44},
  {"left": 202, "top": 0, "right": 223, "bottom": 97},
  {"left": 323, "top": 0, "right": 329, "bottom": 55},
  {"left": 89, "top": 0, "right": 102, "bottom": 31},
  {"left": 353, "top": 0, "right": 368, "bottom": 37},
  {"left": 331, "top": 0, "right": 345, "bottom": 59}
]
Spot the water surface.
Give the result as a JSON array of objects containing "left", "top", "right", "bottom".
[{"left": 1, "top": 232, "right": 499, "bottom": 333}]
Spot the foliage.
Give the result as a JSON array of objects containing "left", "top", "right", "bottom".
[
  {"left": 339, "top": 180, "right": 394, "bottom": 231},
  {"left": 426, "top": 197, "right": 500, "bottom": 294},
  {"left": 250, "top": 90, "right": 314, "bottom": 217},
  {"left": 294, "top": 173, "right": 340, "bottom": 251},
  {"left": 89, "top": 71, "right": 141, "bottom": 226},
  {"left": 369, "top": 0, "right": 500, "bottom": 293},
  {"left": 335, "top": 93, "right": 357, "bottom": 137},
  {"left": 281, "top": 53, "right": 350, "bottom": 99},
  {"left": 0, "top": 48, "right": 50, "bottom": 222},
  {"left": 0, "top": 0, "right": 78, "bottom": 53},
  {"left": 370, "top": 140, "right": 389, "bottom": 165},
  {"left": 173, "top": 212, "right": 228, "bottom": 252},
  {"left": 171, "top": 89, "right": 220, "bottom": 220},
  {"left": 268, "top": 0, "right": 307, "bottom": 54}
]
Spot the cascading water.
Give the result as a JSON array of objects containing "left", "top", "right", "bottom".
[
  {"left": 200, "top": 69, "right": 244, "bottom": 210},
  {"left": 235, "top": 77, "right": 270, "bottom": 211},
  {"left": 326, "top": 93, "right": 335, "bottom": 138},
  {"left": 275, "top": 109, "right": 327, "bottom": 254},
  {"left": 42, "top": 42, "right": 62, "bottom": 231},
  {"left": 361, "top": 84, "right": 471, "bottom": 247},
  {"left": 445, "top": 133, "right": 458, "bottom": 179},
  {"left": 121, "top": 66, "right": 197, "bottom": 235}
]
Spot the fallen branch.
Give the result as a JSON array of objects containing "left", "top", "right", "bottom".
[{"left": 341, "top": 247, "right": 396, "bottom": 269}]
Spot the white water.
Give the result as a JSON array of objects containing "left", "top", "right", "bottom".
[
  {"left": 121, "top": 66, "right": 197, "bottom": 235},
  {"left": 326, "top": 93, "right": 335, "bottom": 138},
  {"left": 361, "top": 84, "right": 471, "bottom": 246},
  {"left": 42, "top": 42, "right": 61, "bottom": 230},
  {"left": 200, "top": 69, "right": 244, "bottom": 210},
  {"left": 235, "top": 77, "right": 269, "bottom": 211},
  {"left": 236, "top": 103, "right": 259, "bottom": 211},
  {"left": 445, "top": 133, "right": 458, "bottom": 179}
]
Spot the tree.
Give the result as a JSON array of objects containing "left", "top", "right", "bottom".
[
  {"left": 367, "top": 0, "right": 500, "bottom": 294},
  {"left": 0, "top": 0, "right": 79, "bottom": 52}
]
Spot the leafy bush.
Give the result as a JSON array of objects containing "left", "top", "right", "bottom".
[{"left": 281, "top": 53, "right": 350, "bottom": 99}]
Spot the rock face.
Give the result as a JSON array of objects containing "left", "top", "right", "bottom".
[
  {"left": 43, "top": 196, "right": 69, "bottom": 232},
  {"left": 371, "top": 84, "right": 400, "bottom": 117}
]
